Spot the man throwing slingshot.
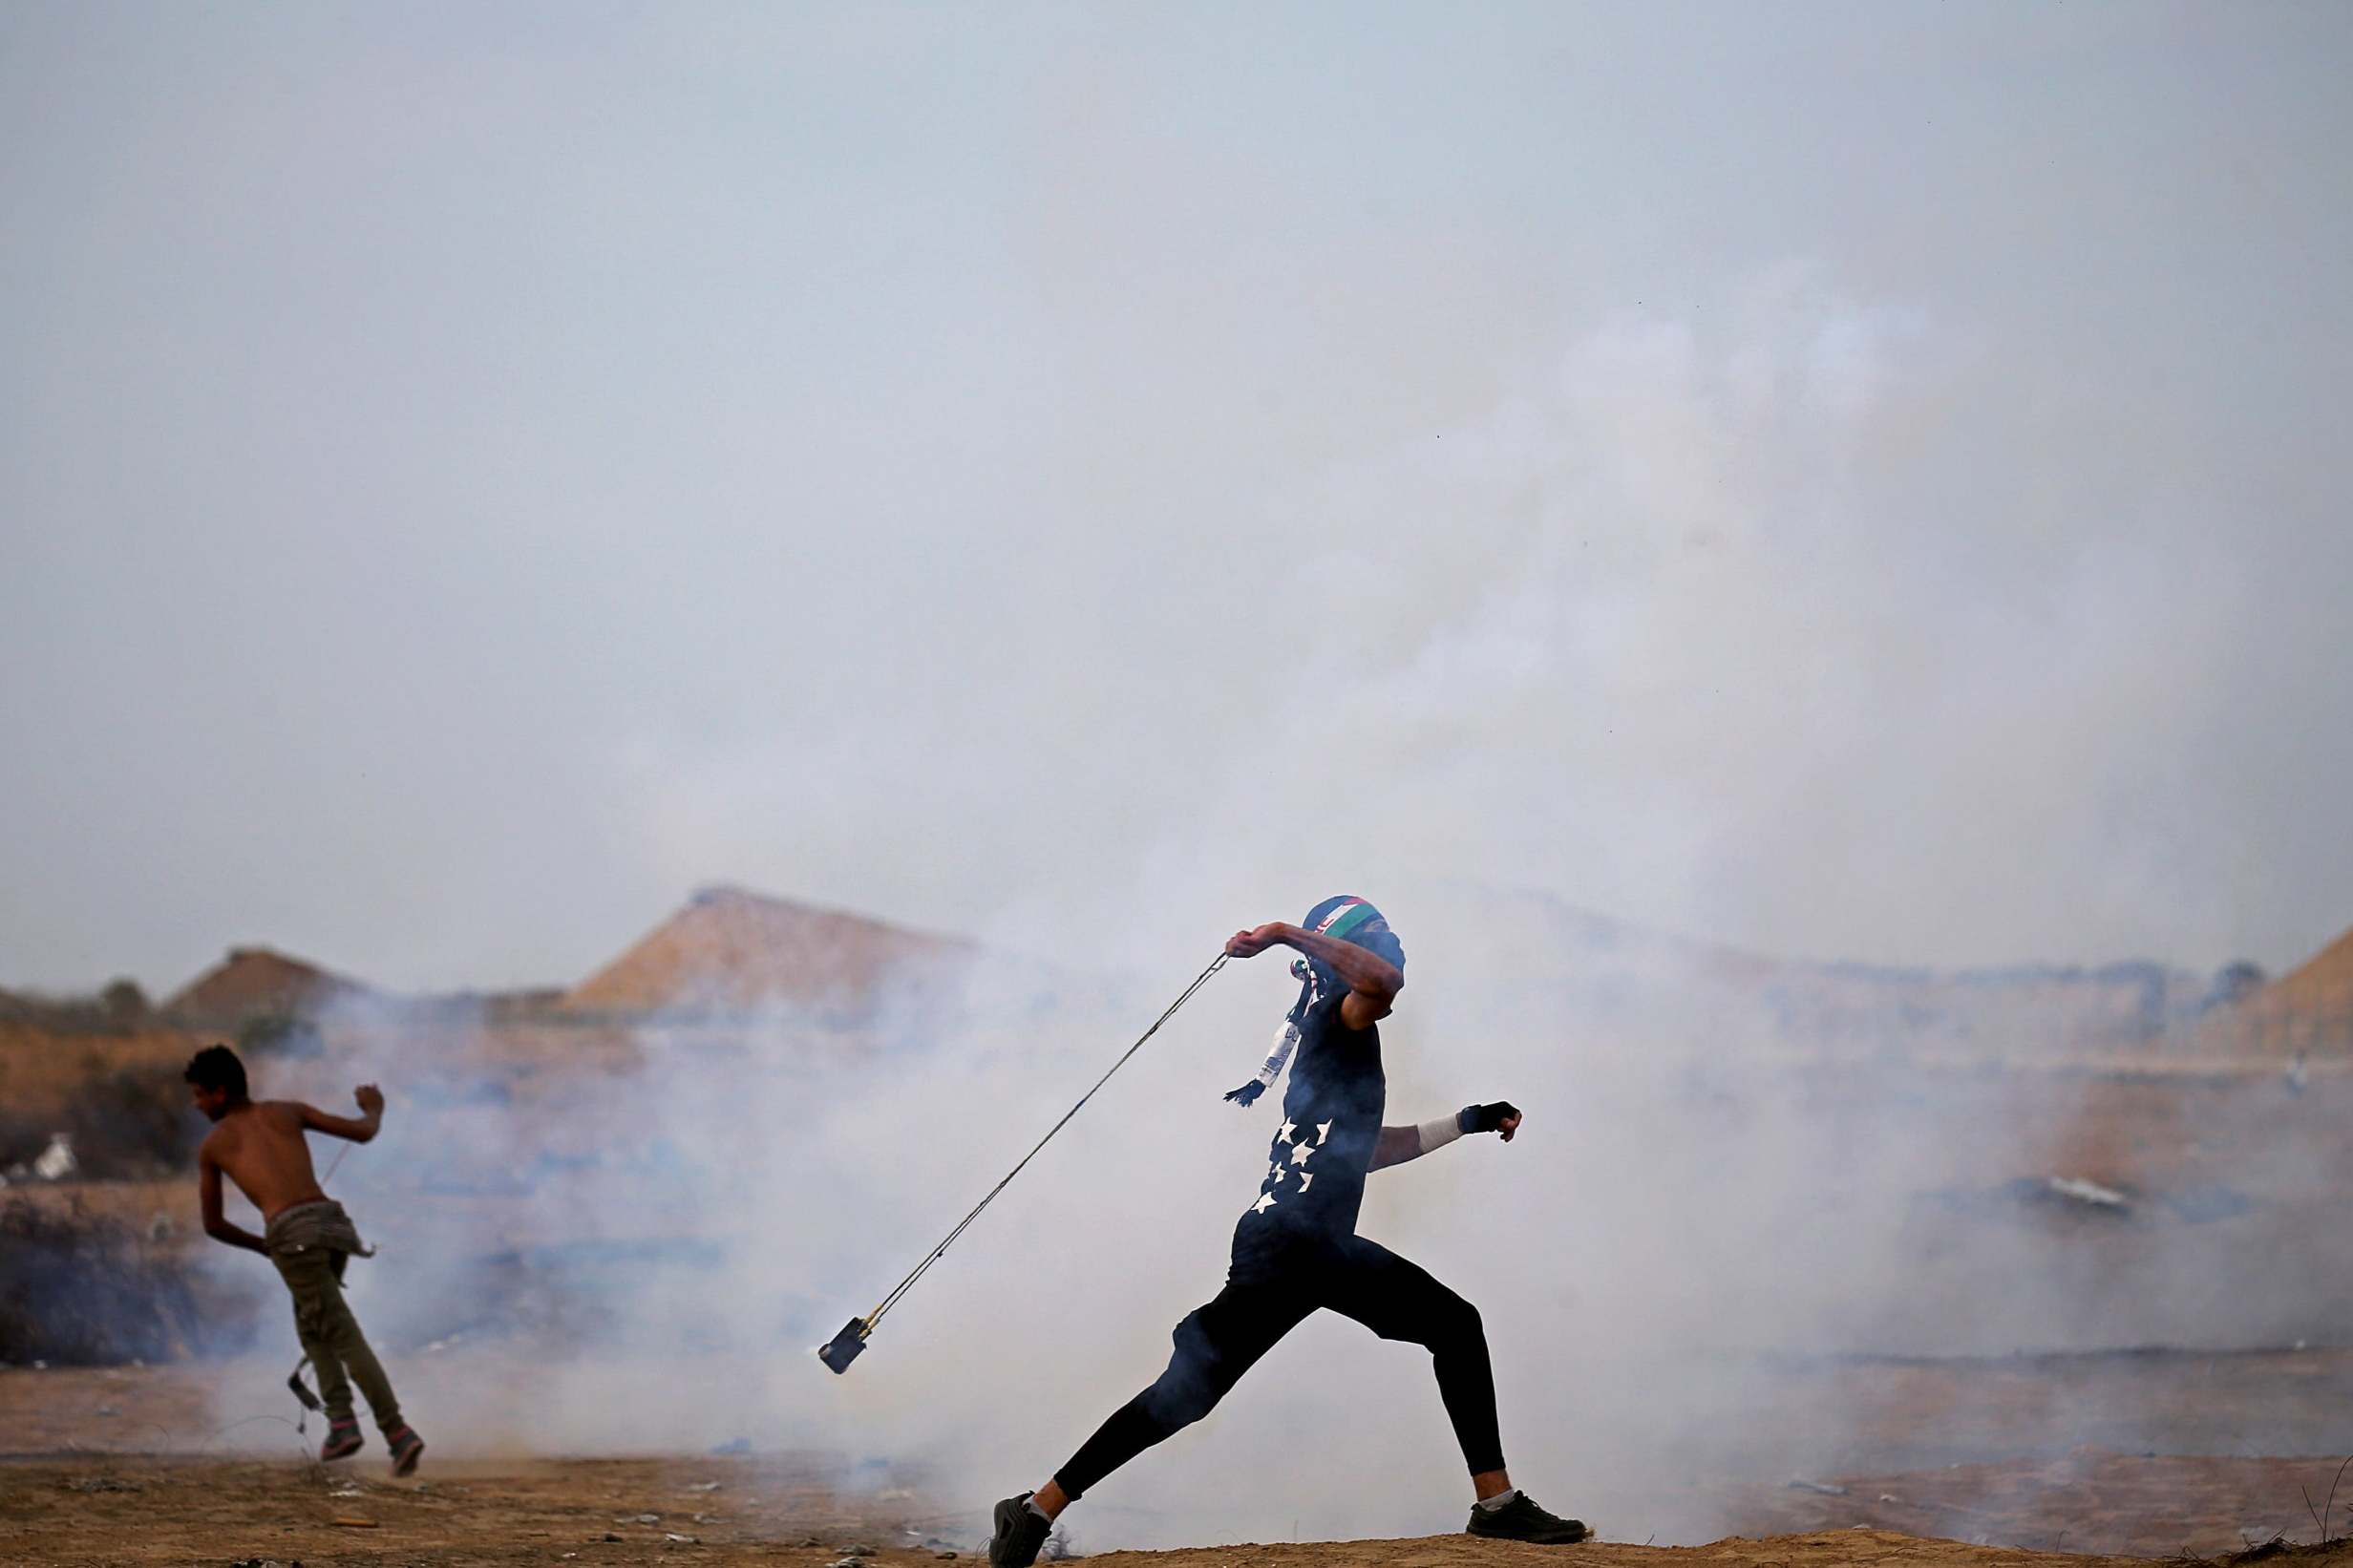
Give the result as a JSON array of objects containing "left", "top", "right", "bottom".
[{"left": 988, "top": 896, "right": 1586, "bottom": 1565}]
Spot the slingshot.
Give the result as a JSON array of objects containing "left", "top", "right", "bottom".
[{"left": 818, "top": 952, "right": 1229, "bottom": 1373}]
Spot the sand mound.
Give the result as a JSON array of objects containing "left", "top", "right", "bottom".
[
  {"left": 560, "top": 884, "right": 975, "bottom": 1016},
  {"left": 2196, "top": 922, "right": 2353, "bottom": 1056},
  {"left": 2253, "top": 923, "right": 2353, "bottom": 1024},
  {"left": 163, "top": 946, "right": 368, "bottom": 1027}
]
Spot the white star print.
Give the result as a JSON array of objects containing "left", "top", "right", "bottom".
[
  {"left": 1251, "top": 1192, "right": 1276, "bottom": 1214},
  {"left": 1298, "top": 1172, "right": 1314, "bottom": 1192},
  {"left": 1278, "top": 1119, "right": 1298, "bottom": 1145},
  {"left": 1289, "top": 1141, "right": 1314, "bottom": 1166},
  {"left": 1269, "top": 1164, "right": 1286, "bottom": 1186},
  {"left": 1315, "top": 1120, "right": 1333, "bottom": 1144}
]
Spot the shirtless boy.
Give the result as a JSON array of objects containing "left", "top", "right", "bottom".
[{"left": 186, "top": 1043, "right": 423, "bottom": 1473}]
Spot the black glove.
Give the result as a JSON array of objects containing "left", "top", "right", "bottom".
[{"left": 1457, "top": 1100, "right": 1519, "bottom": 1135}]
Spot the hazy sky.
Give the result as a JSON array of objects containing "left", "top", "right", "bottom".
[{"left": 5, "top": 2, "right": 2349, "bottom": 993}]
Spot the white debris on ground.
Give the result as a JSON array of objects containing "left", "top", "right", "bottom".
[
  {"left": 2046, "top": 1176, "right": 2130, "bottom": 1210},
  {"left": 31, "top": 1134, "right": 77, "bottom": 1181}
]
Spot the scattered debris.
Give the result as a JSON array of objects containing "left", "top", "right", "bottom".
[
  {"left": 616, "top": 1513, "right": 662, "bottom": 1524},
  {"left": 663, "top": 1533, "right": 700, "bottom": 1544},
  {"left": 329, "top": 1516, "right": 378, "bottom": 1528},
  {"left": 683, "top": 1480, "right": 723, "bottom": 1493},
  {"left": 62, "top": 1474, "right": 140, "bottom": 1494},
  {"left": 32, "top": 1134, "right": 78, "bottom": 1181},
  {"left": 1789, "top": 1478, "right": 1850, "bottom": 1496},
  {"left": 2046, "top": 1176, "right": 2130, "bottom": 1211},
  {"left": 603, "top": 1532, "right": 624, "bottom": 1542},
  {"left": 837, "top": 1545, "right": 878, "bottom": 1557},
  {"left": 938, "top": 1554, "right": 960, "bottom": 1561}
]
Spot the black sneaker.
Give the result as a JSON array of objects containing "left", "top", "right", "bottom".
[
  {"left": 386, "top": 1425, "right": 424, "bottom": 1477},
  {"left": 1466, "top": 1491, "right": 1590, "bottom": 1544},
  {"left": 989, "top": 1493, "right": 1053, "bottom": 1568},
  {"left": 319, "top": 1417, "right": 364, "bottom": 1462}
]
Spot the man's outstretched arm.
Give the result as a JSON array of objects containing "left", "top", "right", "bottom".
[
  {"left": 199, "top": 1155, "right": 267, "bottom": 1254},
  {"left": 1367, "top": 1101, "right": 1523, "bottom": 1172},
  {"left": 1225, "top": 922, "right": 1404, "bottom": 1028},
  {"left": 296, "top": 1084, "right": 385, "bottom": 1143}
]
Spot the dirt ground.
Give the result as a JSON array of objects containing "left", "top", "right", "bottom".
[
  {"left": 11, "top": 1452, "right": 2353, "bottom": 1568},
  {"left": 9, "top": 1353, "right": 2353, "bottom": 1567}
]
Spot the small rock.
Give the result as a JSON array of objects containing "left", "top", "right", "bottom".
[
  {"left": 603, "top": 1532, "right": 624, "bottom": 1542},
  {"left": 938, "top": 1554, "right": 960, "bottom": 1560},
  {"left": 838, "top": 1546, "right": 878, "bottom": 1557},
  {"left": 663, "top": 1533, "right": 700, "bottom": 1545},
  {"left": 684, "top": 1480, "right": 722, "bottom": 1493}
]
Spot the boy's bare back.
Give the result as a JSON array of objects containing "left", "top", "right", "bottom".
[{"left": 200, "top": 1085, "right": 384, "bottom": 1224}]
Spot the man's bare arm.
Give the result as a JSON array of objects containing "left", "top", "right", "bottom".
[
  {"left": 1225, "top": 922, "right": 1405, "bottom": 1029},
  {"left": 1367, "top": 1126, "right": 1422, "bottom": 1172},
  {"left": 199, "top": 1154, "right": 267, "bottom": 1254},
  {"left": 296, "top": 1084, "right": 384, "bottom": 1143}
]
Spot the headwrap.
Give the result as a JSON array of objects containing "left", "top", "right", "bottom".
[{"left": 1223, "top": 896, "right": 1404, "bottom": 1108}]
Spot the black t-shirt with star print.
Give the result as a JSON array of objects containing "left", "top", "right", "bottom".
[{"left": 1230, "top": 988, "right": 1385, "bottom": 1273}]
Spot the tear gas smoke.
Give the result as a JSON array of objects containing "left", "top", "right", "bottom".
[{"left": 159, "top": 286, "right": 2350, "bottom": 1546}]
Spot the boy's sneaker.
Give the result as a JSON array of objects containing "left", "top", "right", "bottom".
[
  {"left": 1466, "top": 1491, "right": 1590, "bottom": 1544},
  {"left": 319, "top": 1418, "right": 364, "bottom": 1462},
  {"left": 387, "top": 1425, "right": 425, "bottom": 1477},
  {"left": 988, "top": 1493, "right": 1052, "bottom": 1568}
]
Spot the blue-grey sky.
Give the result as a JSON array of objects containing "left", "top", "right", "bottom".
[{"left": 5, "top": 2, "right": 2349, "bottom": 993}]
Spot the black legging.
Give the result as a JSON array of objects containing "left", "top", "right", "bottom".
[{"left": 1053, "top": 1235, "right": 1505, "bottom": 1499}]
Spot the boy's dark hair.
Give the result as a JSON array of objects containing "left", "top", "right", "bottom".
[{"left": 183, "top": 1043, "right": 248, "bottom": 1100}]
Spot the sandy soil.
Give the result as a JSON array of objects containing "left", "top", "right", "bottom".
[
  {"left": 12, "top": 1453, "right": 2353, "bottom": 1568},
  {"left": 9, "top": 1357, "right": 2353, "bottom": 1566},
  {"left": 0, "top": 1454, "right": 969, "bottom": 1567}
]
